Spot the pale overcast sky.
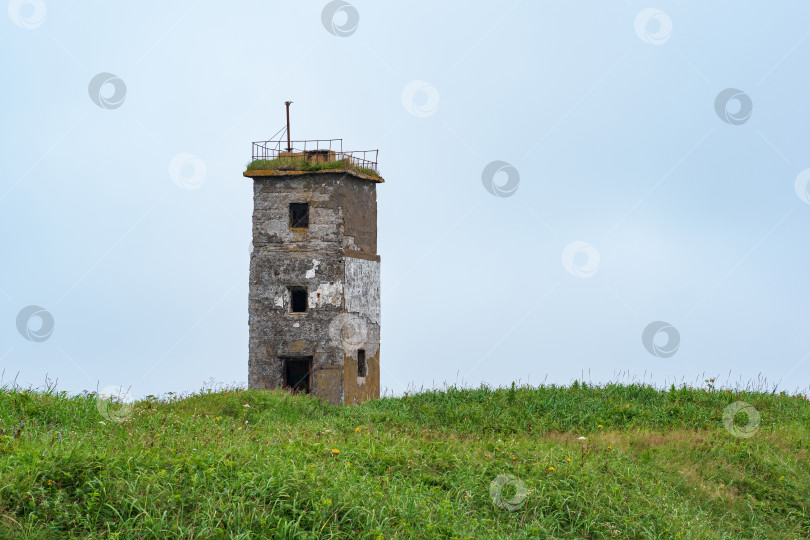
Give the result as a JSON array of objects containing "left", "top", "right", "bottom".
[{"left": 2, "top": 1, "right": 810, "bottom": 397}]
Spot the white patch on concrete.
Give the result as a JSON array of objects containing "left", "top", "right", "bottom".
[
  {"left": 357, "top": 376, "right": 366, "bottom": 386},
  {"left": 274, "top": 296, "right": 284, "bottom": 308},
  {"left": 344, "top": 235, "right": 360, "bottom": 251},
  {"left": 344, "top": 258, "right": 381, "bottom": 325},
  {"left": 309, "top": 281, "right": 343, "bottom": 308},
  {"left": 293, "top": 322, "right": 300, "bottom": 328},
  {"left": 305, "top": 259, "right": 320, "bottom": 279}
]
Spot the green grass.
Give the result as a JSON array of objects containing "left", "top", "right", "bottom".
[
  {"left": 1, "top": 382, "right": 809, "bottom": 538},
  {"left": 245, "top": 157, "right": 381, "bottom": 179}
]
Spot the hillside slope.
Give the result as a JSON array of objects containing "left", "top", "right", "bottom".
[{"left": 0, "top": 383, "right": 808, "bottom": 539}]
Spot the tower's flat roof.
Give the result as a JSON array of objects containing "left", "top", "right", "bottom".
[{"left": 243, "top": 168, "right": 384, "bottom": 183}]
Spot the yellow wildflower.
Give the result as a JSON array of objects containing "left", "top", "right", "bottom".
[
  {"left": 330, "top": 448, "right": 340, "bottom": 455},
  {"left": 566, "top": 458, "right": 571, "bottom": 463}
]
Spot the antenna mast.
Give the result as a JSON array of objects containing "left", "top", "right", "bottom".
[{"left": 285, "top": 101, "right": 292, "bottom": 152}]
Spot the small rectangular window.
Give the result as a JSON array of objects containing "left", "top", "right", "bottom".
[
  {"left": 357, "top": 349, "right": 367, "bottom": 377},
  {"left": 290, "top": 287, "right": 307, "bottom": 313},
  {"left": 289, "top": 203, "right": 309, "bottom": 228}
]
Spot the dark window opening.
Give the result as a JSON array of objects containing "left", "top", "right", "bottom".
[
  {"left": 290, "top": 287, "right": 307, "bottom": 313},
  {"left": 282, "top": 357, "right": 312, "bottom": 393},
  {"left": 357, "top": 349, "right": 367, "bottom": 377},
  {"left": 289, "top": 203, "right": 309, "bottom": 228}
]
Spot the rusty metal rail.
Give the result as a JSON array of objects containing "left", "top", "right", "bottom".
[{"left": 251, "top": 138, "right": 379, "bottom": 172}]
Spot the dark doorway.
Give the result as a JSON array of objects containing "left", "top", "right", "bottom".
[
  {"left": 357, "top": 349, "right": 367, "bottom": 377},
  {"left": 282, "top": 357, "right": 312, "bottom": 393}
]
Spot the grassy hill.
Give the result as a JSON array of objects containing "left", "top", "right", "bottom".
[{"left": 1, "top": 382, "right": 809, "bottom": 539}]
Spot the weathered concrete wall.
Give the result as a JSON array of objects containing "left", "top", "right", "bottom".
[
  {"left": 247, "top": 172, "right": 380, "bottom": 405},
  {"left": 252, "top": 176, "right": 344, "bottom": 248},
  {"left": 248, "top": 248, "right": 346, "bottom": 404},
  {"left": 342, "top": 257, "right": 381, "bottom": 403},
  {"left": 343, "top": 347, "right": 380, "bottom": 405},
  {"left": 341, "top": 177, "right": 378, "bottom": 256}
]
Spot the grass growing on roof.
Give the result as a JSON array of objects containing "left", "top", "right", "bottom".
[
  {"left": 1, "top": 381, "right": 809, "bottom": 538},
  {"left": 246, "top": 156, "right": 381, "bottom": 178}
]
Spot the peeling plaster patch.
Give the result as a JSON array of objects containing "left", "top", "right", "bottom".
[
  {"left": 310, "top": 282, "right": 343, "bottom": 308},
  {"left": 274, "top": 296, "right": 284, "bottom": 308},
  {"left": 293, "top": 323, "right": 300, "bottom": 328},
  {"left": 305, "top": 259, "right": 320, "bottom": 279},
  {"left": 345, "top": 235, "right": 360, "bottom": 251},
  {"left": 357, "top": 376, "right": 366, "bottom": 386},
  {"left": 345, "top": 258, "right": 381, "bottom": 325}
]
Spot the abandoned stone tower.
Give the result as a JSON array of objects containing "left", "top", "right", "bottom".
[{"left": 244, "top": 114, "right": 382, "bottom": 405}]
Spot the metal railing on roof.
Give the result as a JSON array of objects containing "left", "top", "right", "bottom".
[{"left": 250, "top": 138, "right": 379, "bottom": 173}]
